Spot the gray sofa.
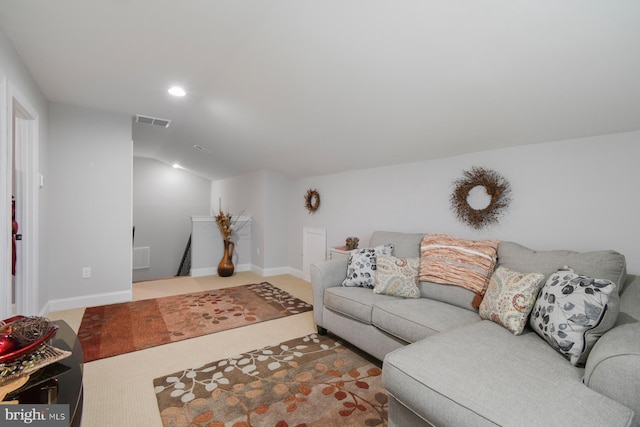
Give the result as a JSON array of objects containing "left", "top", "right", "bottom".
[{"left": 310, "top": 231, "right": 640, "bottom": 426}]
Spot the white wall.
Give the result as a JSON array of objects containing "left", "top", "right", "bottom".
[
  {"left": 133, "top": 157, "right": 211, "bottom": 281},
  {"left": 211, "top": 169, "right": 292, "bottom": 275},
  {"left": 47, "top": 103, "right": 133, "bottom": 310},
  {"left": 211, "top": 171, "right": 265, "bottom": 269},
  {"left": 290, "top": 131, "right": 640, "bottom": 275},
  {"left": 263, "top": 170, "right": 291, "bottom": 272}
]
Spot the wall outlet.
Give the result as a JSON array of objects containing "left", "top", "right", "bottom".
[
  {"left": 82, "top": 267, "right": 91, "bottom": 279},
  {"left": 257, "top": 247, "right": 260, "bottom": 256}
]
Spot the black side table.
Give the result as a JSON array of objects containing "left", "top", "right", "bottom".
[{"left": 6, "top": 320, "right": 84, "bottom": 427}]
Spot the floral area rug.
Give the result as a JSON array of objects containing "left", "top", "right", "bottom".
[
  {"left": 154, "top": 334, "right": 388, "bottom": 427},
  {"left": 78, "top": 282, "right": 312, "bottom": 363}
]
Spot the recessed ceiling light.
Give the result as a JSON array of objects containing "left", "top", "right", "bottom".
[
  {"left": 172, "top": 163, "right": 183, "bottom": 169},
  {"left": 168, "top": 86, "right": 186, "bottom": 97}
]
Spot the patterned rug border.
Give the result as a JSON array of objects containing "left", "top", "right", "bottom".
[{"left": 78, "top": 282, "right": 313, "bottom": 363}]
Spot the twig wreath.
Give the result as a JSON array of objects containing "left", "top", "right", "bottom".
[
  {"left": 304, "top": 189, "right": 320, "bottom": 213},
  {"left": 450, "top": 167, "right": 512, "bottom": 229}
]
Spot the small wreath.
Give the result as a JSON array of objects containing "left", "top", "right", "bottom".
[
  {"left": 304, "top": 189, "right": 320, "bottom": 213},
  {"left": 450, "top": 167, "right": 511, "bottom": 229}
]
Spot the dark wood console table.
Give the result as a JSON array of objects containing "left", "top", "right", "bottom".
[{"left": 6, "top": 320, "right": 84, "bottom": 427}]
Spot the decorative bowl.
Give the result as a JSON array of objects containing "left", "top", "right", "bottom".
[{"left": 0, "top": 316, "right": 59, "bottom": 364}]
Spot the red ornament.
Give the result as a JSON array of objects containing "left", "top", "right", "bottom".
[{"left": 0, "top": 334, "right": 18, "bottom": 356}]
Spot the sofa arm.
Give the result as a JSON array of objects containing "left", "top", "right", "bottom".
[
  {"left": 584, "top": 322, "right": 640, "bottom": 418},
  {"left": 310, "top": 259, "right": 348, "bottom": 329}
]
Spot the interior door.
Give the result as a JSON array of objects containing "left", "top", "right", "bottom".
[{"left": 302, "top": 228, "right": 326, "bottom": 282}]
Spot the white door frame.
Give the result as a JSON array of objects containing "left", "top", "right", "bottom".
[
  {"left": 0, "top": 78, "right": 39, "bottom": 318},
  {"left": 0, "top": 69, "right": 10, "bottom": 318}
]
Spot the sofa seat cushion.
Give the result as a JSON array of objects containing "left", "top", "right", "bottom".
[
  {"left": 372, "top": 299, "right": 480, "bottom": 343},
  {"left": 383, "top": 321, "right": 634, "bottom": 427},
  {"left": 324, "top": 287, "right": 399, "bottom": 324}
]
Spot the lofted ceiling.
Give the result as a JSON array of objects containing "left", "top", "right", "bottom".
[{"left": 0, "top": 1, "right": 639, "bottom": 181}]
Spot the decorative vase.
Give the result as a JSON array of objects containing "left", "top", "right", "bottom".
[{"left": 218, "top": 239, "right": 235, "bottom": 277}]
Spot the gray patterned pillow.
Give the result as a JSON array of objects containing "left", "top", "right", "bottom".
[
  {"left": 530, "top": 266, "right": 615, "bottom": 365},
  {"left": 342, "top": 244, "right": 393, "bottom": 288}
]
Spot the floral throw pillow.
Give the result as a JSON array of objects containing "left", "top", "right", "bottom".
[
  {"left": 479, "top": 266, "right": 545, "bottom": 335},
  {"left": 373, "top": 255, "right": 420, "bottom": 298},
  {"left": 529, "top": 266, "right": 615, "bottom": 365},
  {"left": 342, "top": 244, "right": 394, "bottom": 289}
]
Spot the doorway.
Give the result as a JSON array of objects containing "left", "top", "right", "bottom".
[{"left": 0, "top": 79, "right": 39, "bottom": 319}]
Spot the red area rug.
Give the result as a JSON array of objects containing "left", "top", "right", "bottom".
[
  {"left": 154, "top": 333, "right": 388, "bottom": 427},
  {"left": 78, "top": 282, "right": 312, "bottom": 362}
]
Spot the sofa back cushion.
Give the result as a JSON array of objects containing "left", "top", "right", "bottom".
[
  {"left": 369, "top": 231, "right": 423, "bottom": 258},
  {"left": 418, "top": 281, "right": 478, "bottom": 311},
  {"left": 497, "top": 242, "right": 627, "bottom": 286}
]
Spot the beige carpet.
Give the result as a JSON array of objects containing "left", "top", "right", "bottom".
[{"left": 49, "top": 272, "right": 317, "bottom": 427}]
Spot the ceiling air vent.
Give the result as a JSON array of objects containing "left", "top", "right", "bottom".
[
  {"left": 193, "top": 144, "right": 212, "bottom": 154},
  {"left": 134, "top": 114, "right": 171, "bottom": 128}
]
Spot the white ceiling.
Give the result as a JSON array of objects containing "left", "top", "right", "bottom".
[{"left": 1, "top": 1, "right": 639, "bottom": 181}]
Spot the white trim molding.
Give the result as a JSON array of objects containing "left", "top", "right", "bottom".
[
  {"left": 44, "top": 290, "right": 133, "bottom": 314},
  {"left": 190, "top": 263, "right": 252, "bottom": 278},
  {"left": 0, "top": 68, "right": 10, "bottom": 318},
  {"left": 8, "top": 82, "right": 40, "bottom": 316},
  {"left": 250, "top": 265, "right": 304, "bottom": 279}
]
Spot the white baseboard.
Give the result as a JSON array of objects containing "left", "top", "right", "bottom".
[
  {"left": 190, "top": 267, "right": 217, "bottom": 277},
  {"left": 287, "top": 268, "right": 304, "bottom": 279},
  {"left": 251, "top": 265, "right": 304, "bottom": 279},
  {"left": 45, "top": 290, "right": 132, "bottom": 314},
  {"left": 191, "top": 263, "right": 252, "bottom": 278},
  {"left": 262, "top": 266, "right": 291, "bottom": 277},
  {"left": 42, "top": 264, "right": 305, "bottom": 314}
]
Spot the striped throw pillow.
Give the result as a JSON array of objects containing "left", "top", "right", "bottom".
[{"left": 419, "top": 234, "right": 500, "bottom": 306}]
